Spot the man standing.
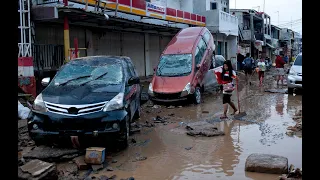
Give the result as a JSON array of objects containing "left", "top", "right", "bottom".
[
  {"left": 275, "top": 54, "right": 286, "bottom": 86},
  {"left": 242, "top": 53, "right": 254, "bottom": 85}
]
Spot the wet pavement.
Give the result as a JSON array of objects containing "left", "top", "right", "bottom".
[
  {"left": 89, "top": 69, "right": 302, "bottom": 180},
  {"left": 18, "top": 68, "right": 302, "bottom": 180}
]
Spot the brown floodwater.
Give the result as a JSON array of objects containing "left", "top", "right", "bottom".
[{"left": 93, "top": 77, "right": 302, "bottom": 180}]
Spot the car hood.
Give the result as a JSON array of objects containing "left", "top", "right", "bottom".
[
  {"left": 152, "top": 75, "right": 192, "bottom": 93},
  {"left": 42, "top": 83, "right": 123, "bottom": 105},
  {"left": 291, "top": 65, "right": 302, "bottom": 74}
]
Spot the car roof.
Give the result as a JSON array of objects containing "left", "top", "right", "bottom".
[
  {"left": 69, "top": 56, "right": 131, "bottom": 66},
  {"left": 163, "top": 27, "right": 206, "bottom": 54}
]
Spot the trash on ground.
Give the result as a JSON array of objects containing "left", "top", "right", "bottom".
[
  {"left": 85, "top": 147, "right": 106, "bottom": 165},
  {"left": 245, "top": 153, "right": 288, "bottom": 174},
  {"left": 18, "top": 101, "right": 31, "bottom": 119},
  {"left": 19, "top": 159, "right": 57, "bottom": 180},
  {"left": 186, "top": 121, "right": 225, "bottom": 137}
]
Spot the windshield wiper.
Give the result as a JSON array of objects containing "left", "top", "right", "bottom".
[
  {"left": 58, "top": 75, "right": 91, "bottom": 86},
  {"left": 79, "top": 72, "right": 109, "bottom": 86}
]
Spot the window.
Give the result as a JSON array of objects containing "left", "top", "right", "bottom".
[
  {"left": 195, "top": 38, "right": 207, "bottom": 65},
  {"left": 211, "top": 2, "right": 217, "bottom": 10},
  {"left": 156, "top": 54, "right": 193, "bottom": 77},
  {"left": 203, "top": 31, "right": 211, "bottom": 44},
  {"left": 294, "top": 55, "right": 302, "bottom": 66},
  {"left": 127, "top": 60, "right": 138, "bottom": 77}
]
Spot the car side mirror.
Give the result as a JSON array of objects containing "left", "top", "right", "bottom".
[
  {"left": 128, "top": 77, "right": 140, "bottom": 86},
  {"left": 41, "top": 77, "right": 51, "bottom": 86}
]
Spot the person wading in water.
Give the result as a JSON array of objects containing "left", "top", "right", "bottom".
[{"left": 220, "top": 61, "right": 239, "bottom": 119}]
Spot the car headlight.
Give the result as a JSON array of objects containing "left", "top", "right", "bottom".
[
  {"left": 183, "top": 82, "right": 191, "bottom": 94},
  {"left": 289, "top": 69, "right": 297, "bottom": 76},
  {"left": 103, "top": 93, "right": 124, "bottom": 112},
  {"left": 148, "top": 83, "right": 153, "bottom": 93},
  {"left": 32, "top": 93, "right": 47, "bottom": 112}
]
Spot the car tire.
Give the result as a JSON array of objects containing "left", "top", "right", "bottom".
[
  {"left": 119, "top": 115, "right": 130, "bottom": 149},
  {"left": 288, "top": 88, "right": 294, "bottom": 94},
  {"left": 193, "top": 87, "right": 201, "bottom": 104}
]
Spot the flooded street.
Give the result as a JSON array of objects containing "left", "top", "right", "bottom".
[{"left": 92, "top": 71, "right": 302, "bottom": 180}]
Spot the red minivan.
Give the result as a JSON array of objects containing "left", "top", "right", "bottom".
[{"left": 148, "top": 27, "right": 215, "bottom": 104}]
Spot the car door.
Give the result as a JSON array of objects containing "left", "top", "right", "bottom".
[
  {"left": 194, "top": 37, "right": 208, "bottom": 85},
  {"left": 127, "top": 60, "right": 141, "bottom": 114},
  {"left": 202, "top": 31, "right": 213, "bottom": 72},
  {"left": 123, "top": 60, "right": 136, "bottom": 120}
]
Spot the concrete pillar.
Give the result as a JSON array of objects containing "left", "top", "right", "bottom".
[
  {"left": 144, "top": 33, "right": 151, "bottom": 76},
  {"left": 250, "top": 13, "right": 254, "bottom": 57},
  {"left": 223, "top": 35, "right": 226, "bottom": 58}
]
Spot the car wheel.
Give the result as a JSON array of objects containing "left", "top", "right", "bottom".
[
  {"left": 119, "top": 115, "right": 130, "bottom": 149},
  {"left": 288, "top": 88, "right": 294, "bottom": 94},
  {"left": 193, "top": 87, "right": 201, "bottom": 104}
]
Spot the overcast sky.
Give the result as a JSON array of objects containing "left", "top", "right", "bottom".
[{"left": 230, "top": 0, "right": 302, "bottom": 34}]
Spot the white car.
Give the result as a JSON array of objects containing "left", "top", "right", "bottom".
[{"left": 287, "top": 53, "right": 302, "bottom": 93}]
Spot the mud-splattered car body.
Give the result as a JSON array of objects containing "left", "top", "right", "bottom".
[
  {"left": 148, "top": 27, "right": 215, "bottom": 104},
  {"left": 28, "top": 56, "right": 141, "bottom": 147}
]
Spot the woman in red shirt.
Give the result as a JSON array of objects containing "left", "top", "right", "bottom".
[{"left": 275, "top": 54, "right": 286, "bottom": 86}]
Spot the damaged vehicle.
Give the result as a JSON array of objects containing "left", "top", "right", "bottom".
[
  {"left": 148, "top": 27, "right": 215, "bottom": 104},
  {"left": 28, "top": 56, "right": 141, "bottom": 148}
]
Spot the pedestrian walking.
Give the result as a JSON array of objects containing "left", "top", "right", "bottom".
[
  {"left": 275, "top": 54, "right": 286, "bottom": 86},
  {"left": 257, "top": 55, "right": 266, "bottom": 86},
  {"left": 242, "top": 53, "right": 254, "bottom": 85},
  {"left": 219, "top": 61, "right": 239, "bottom": 119}
]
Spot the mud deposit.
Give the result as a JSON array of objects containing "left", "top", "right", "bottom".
[{"left": 18, "top": 69, "right": 302, "bottom": 180}]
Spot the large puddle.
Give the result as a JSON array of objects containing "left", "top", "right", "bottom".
[{"left": 96, "top": 86, "right": 302, "bottom": 180}]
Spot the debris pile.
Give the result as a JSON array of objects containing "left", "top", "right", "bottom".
[
  {"left": 185, "top": 121, "right": 225, "bottom": 137},
  {"left": 279, "top": 164, "right": 302, "bottom": 180}
]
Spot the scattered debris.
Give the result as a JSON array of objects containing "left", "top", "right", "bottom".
[
  {"left": 91, "top": 164, "right": 104, "bottom": 171},
  {"left": 264, "top": 89, "right": 288, "bottom": 94},
  {"left": 279, "top": 164, "right": 302, "bottom": 179},
  {"left": 153, "top": 115, "right": 167, "bottom": 123},
  {"left": 185, "top": 147, "right": 193, "bottom": 150},
  {"left": 131, "top": 138, "right": 137, "bottom": 143},
  {"left": 111, "top": 159, "right": 118, "bottom": 163},
  {"left": 168, "top": 113, "right": 175, "bottom": 116},
  {"left": 186, "top": 121, "right": 225, "bottom": 137},
  {"left": 85, "top": 147, "right": 105, "bottom": 165},
  {"left": 106, "top": 166, "right": 114, "bottom": 171},
  {"left": 202, "top": 111, "right": 209, "bottom": 113},
  {"left": 167, "top": 105, "right": 175, "bottom": 109},
  {"left": 56, "top": 162, "right": 78, "bottom": 179},
  {"left": 245, "top": 153, "right": 288, "bottom": 174},
  {"left": 133, "top": 156, "right": 147, "bottom": 162},
  {"left": 18, "top": 101, "right": 31, "bottom": 120},
  {"left": 73, "top": 156, "right": 90, "bottom": 170},
  {"left": 120, "top": 177, "right": 135, "bottom": 180},
  {"left": 23, "top": 146, "right": 82, "bottom": 162},
  {"left": 18, "top": 159, "right": 58, "bottom": 180},
  {"left": 152, "top": 105, "right": 161, "bottom": 109}
]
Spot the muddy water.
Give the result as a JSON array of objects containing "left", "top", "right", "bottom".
[{"left": 96, "top": 73, "right": 302, "bottom": 180}]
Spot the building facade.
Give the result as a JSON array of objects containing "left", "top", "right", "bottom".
[{"left": 193, "top": 0, "right": 238, "bottom": 62}]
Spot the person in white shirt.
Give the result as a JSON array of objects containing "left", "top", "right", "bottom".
[{"left": 257, "top": 56, "right": 266, "bottom": 86}]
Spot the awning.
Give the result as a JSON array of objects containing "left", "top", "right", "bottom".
[{"left": 266, "top": 43, "right": 275, "bottom": 49}]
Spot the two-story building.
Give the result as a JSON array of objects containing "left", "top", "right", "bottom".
[
  {"left": 231, "top": 9, "right": 272, "bottom": 59},
  {"left": 279, "top": 28, "right": 293, "bottom": 59},
  {"left": 270, "top": 24, "right": 281, "bottom": 61},
  {"left": 194, "top": 0, "right": 238, "bottom": 61}
]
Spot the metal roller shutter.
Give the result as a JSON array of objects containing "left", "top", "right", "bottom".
[
  {"left": 122, "top": 32, "right": 145, "bottom": 77},
  {"left": 149, "top": 34, "right": 160, "bottom": 76},
  {"left": 92, "top": 31, "right": 121, "bottom": 57}
]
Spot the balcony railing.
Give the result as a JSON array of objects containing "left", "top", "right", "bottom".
[{"left": 201, "top": 10, "right": 238, "bottom": 36}]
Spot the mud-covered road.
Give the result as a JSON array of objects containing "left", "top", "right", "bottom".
[{"left": 18, "top": 68, "right": 302, "bottom": 180}]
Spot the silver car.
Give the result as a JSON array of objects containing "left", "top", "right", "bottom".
[{"left": 287, "top": 53, "right": 302, "bottom": 93}]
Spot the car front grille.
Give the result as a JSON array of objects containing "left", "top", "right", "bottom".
[
  {"left": 43, "top": 118, "right": 111, "bottom": 131},
  {"left": 44, "top": 101, "right": 107, "bottom": 116},
  {"left": 295, "top": 81, "right": 302, "bottom": 84},
  {"left": 154, "top": 92, "right": 182, "bottom": 100}
]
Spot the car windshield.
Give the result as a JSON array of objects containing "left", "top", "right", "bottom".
[
  {"left": 294, "top": 55, "right": 302, "bottom": 66},
  {"left": 156, "top": 54, "right": 192, "bottom": 77},
  {"left": 52, "top": 63, "right": 123, "bottom": 86}
]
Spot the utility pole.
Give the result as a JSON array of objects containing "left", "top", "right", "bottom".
[{"left": 263, "top": 0, "right": 265, "bottom": 12}]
